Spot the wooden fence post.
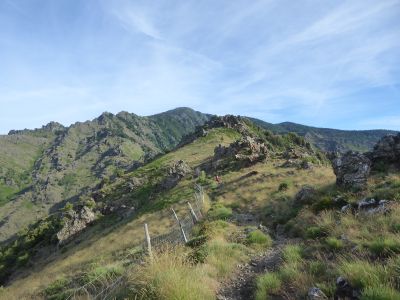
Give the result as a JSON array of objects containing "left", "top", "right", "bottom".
[
  {"left": 187, "top": 202, "right": 199, "bottom": 223},
  {"left": 144, "top": 223, "right": 153, "bottom": 259},
  {"left": 171, "top": 208, "right": 188, "bottom": 243}
]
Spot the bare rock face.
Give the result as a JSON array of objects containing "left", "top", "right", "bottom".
[
  {"left": 213, "top": 136, "right": 268, "bottom": 168},
  {"left": 368, "top": 133, "right": 400, "bottom": 169},
  {"left": 57, "top": 206, "right": 96, "bottom": 245},
  {"left": 159, "top": 160, "right": 192, "bottom": 190},
  {"left": 294, "top": 185, "right": 317, "bottom": 206},
  {"left": 333, "top": 151, "right": 371, "bottom": 190}
]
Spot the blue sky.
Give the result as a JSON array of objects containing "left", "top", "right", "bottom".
[{"left": 0, "top": 0, "right": 399, "bottom": 133}]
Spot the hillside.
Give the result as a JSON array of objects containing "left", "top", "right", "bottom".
[
  {"left": 0, "top": 107, "right": 211, "bottom": 243},
  {"left": 250, "top": 118, "right": 398, "bottom": 153},
  {"left": 0, "top": 114, "right": 399, "bottom": 300},
  {"left": 1, "top": 109, "right": 397, "bottom": 244},
  {"left": 0, "top": 115, "right": 330, "bottom": 297}
]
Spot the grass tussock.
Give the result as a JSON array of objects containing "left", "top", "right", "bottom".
[
  {"left": 128, "top": 246, "right": 217, "bottom": 300},
  {"left": 255, "top": 273, "right": 281, "bottom": 300},
  {"left": 246, "top": 230, "right": 273, "bottom": 247}
]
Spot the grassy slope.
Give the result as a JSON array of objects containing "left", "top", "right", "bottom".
[
  {"left": 252, "top": 171, "right": 400, "bottom": 299},
  {"left": 0, "top": 108, "right": 211, "bottom": 244},
  {"left": 0, "top": 134, "right": 48, "bottom": 206},
  {"left": 2, "top": 127, "right": 240, "bottom": 299},
  {"left": 2, "top": 125, "right": 336, "bottom": 299}
]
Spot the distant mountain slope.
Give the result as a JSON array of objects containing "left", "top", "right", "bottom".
[
  {"left": 0, "top": 107, "right": 211, "bottom": 243},
  {"left": 250, "top": 118, "right": 398, "bottom": 152}
]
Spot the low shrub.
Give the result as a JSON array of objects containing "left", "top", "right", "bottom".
[{"left": 278, "top": 182, "right": 289, "bottom": 191}]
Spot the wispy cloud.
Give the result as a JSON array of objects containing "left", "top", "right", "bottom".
[{"left": 0, "top": 0, "right": 399, "bottom": 132}]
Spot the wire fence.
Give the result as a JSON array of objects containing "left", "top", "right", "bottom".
[{"left": 66, "top": 184, "right": 205, "bottom": 300}]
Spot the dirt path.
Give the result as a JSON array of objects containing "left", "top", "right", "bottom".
[{"left": 216, "top": 238, "right": 291, "bottom": 300}]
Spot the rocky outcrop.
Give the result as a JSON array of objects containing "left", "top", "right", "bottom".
[
  {"left": 334, "top": 277, "right": 360, "bottom": 300},
  {"left": 178, "top": 115, "right": 250, "bottom": 147},
  {"left": 341, "top": 198, "right": 392, "bottom": 215},
  {"left": 56, "top": 206, "right": 96, "bottom": 245},
  {"left": 368, "top": 133, "right": 400, "bottom": 169},
  {"left": 333, "top": 151, "right": 371, "bottom": 190},
  {"left": 212, "top": 136, "right": 268, "bottom": 168},
  {"left": 294, "top": 185, "right": 317, "bottom": 206},
  {"left": 159, "top": 160, "right": 192, "bottom": 190},
  {"left": 207, "top": 115, "right": 248, "bottom": 134}
]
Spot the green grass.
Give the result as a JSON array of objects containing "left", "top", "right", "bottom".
[
  {"left": 305, "top": 226, "right": 326, "bottom": 239},
  {"left": 326, "top": 237, "right": 344, "bottom": 251},
  {"left": 127, "top": 247, "right": 216, "bottom": 300},
  {"left": 361, "top": 285, "right": 400, "bottom": 300},
  {"left": 338, "top": 259, "right": 389, "bottom": 289},
  {"left": 367, "top": 237, "right": 400, "bottom": 256},
  {"left": 0, "top": 184, "right": 18, "bottom": 206},
  {"left": 255, "top": 273, "right": 282, "bottom": 300},
  {"left": 208, "top": 203, "right": 233, "bottom": 220},
  {"left": 282, "top": 244, "right": 303, "bottom": 264},
  {"left": 247, "top": 230, "right": 273, "bottom": 247}
]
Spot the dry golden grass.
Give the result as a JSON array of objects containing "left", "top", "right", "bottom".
[{"left": 212, "top": 160, "right": 335, "bottom": 214}]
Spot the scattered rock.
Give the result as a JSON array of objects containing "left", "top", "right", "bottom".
[
  {"left": 294, "top": 185, "right": 317, "bottom": 206},
  {"left": 358, "top": 198, "right": 391, "bottom": 214},
  {"left": 333, "top": 151, "right": 371, "bottom": 190},
  {"left": 57, "top": 206, "right": 96, "bottom": 245},
  {"left": 308, "top": 287, "right": 328, "bottom": 299},
  {"left": 340, "top": 198, "right": 392, "bottom": 215},
  {"left": 334, "top": 276, "right": 361, "bottom": 300}
]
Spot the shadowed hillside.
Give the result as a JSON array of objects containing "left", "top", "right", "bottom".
[{"left": 250, "top": 118, "right": 398, "bottom": 153}]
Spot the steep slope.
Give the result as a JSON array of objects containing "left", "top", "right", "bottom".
[
  {"left": 0, "top": 108, "right": 211, "bottom": 243},
  {"left": 250, "top": 118, "right": 398, "bottom": 152}
]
